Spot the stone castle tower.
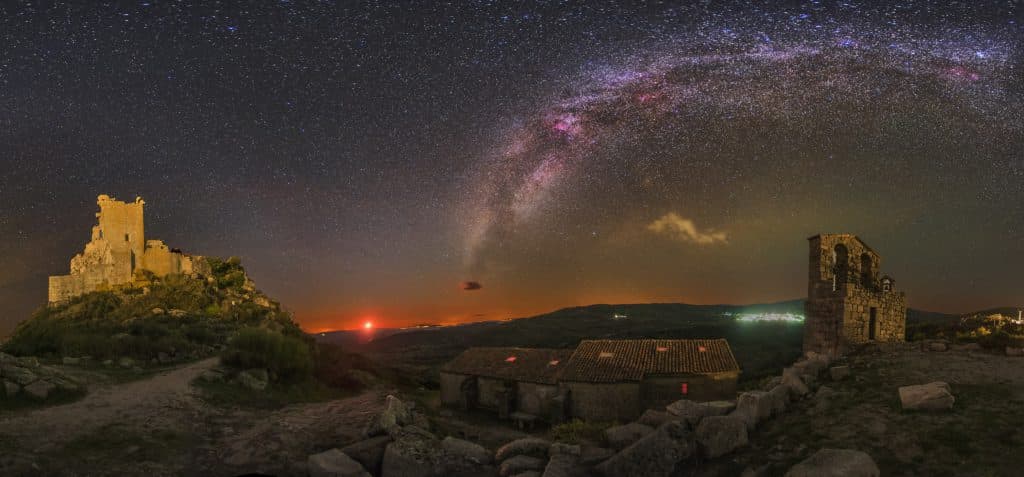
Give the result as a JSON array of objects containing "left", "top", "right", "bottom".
[
  {"left": 48, "top": 195, "right": 206, "bottom": 303},
  {"left": 803, "top": 234, "right": 907, "bottom": 356}
]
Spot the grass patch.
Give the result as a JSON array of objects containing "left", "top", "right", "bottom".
[
  {"left": 0, "top": 387, "right": 87, "bottom": 413},
  {"left": 550, "top": 419, "right": 615, "bottom": 445},
  {"left": 61, "top": 423, "right": 192, "bottom": 463}
]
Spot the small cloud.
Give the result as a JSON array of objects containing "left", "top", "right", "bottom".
[
  {"left": 461, "top": 281, "right": 483, "bottom": 291},
  {"left": 647, "top": 212, "right": 728, "bottom": 245}
]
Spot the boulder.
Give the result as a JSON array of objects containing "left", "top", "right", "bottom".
[
  {"left": 766, "top": 384, "right": 789, "bottom": 416},
  {"left": 578, "top": 446, "right": 615, "bottom": 466},
  {"left": 499, "top": 455, "right": 546, "bottom": 477},
  {"left": 380, "top": 394, "right": 413, "bottom": 434},
  {"left": 442, "top": 436, "right": 492, "bottom": 465},
  {"left": 16, "top": 356, "right": 39, "bottom": 368},
  {"left": 928, "top": 342, "right": 948, "bottom": 352},
  {"left": 0, "top": 352, "right": 14, "bottom": 364},
  {"left": 784, "top": 448, "right": 880, "bottom": 477},
  {"left": 761, "top": 376, "right": 782, "bottom": 391},
  {"left": 118, "top": 357, "right": 135, "bottom": 369},
  {"left": 898, "top": 382, "right": 954, "bottom": 411},
  {"left": 541, "top": 443, "right": 580, "bottom": 477},
  {"left": 308, "top": 448, "right": 372, "bottom": 477},
  {"left": 733, "top": 391, "right": 772, "bottom": 431},
  {"left": 637, "top": 409, "right": 675, "bottom": 428},
  {"left": 829, "top": 366, "right": 850, "bottom": 381},
  {"left": 199, "top": 369, "right": 225, "bottom": 382},
  {"left": 168, "top": 308, "right": 188, "bottom": 317},
  {"left": 595, "top": 421, "right": 694, "bottom": 477},
  {"left": 1, "top": 365, "right": 38, "bottom": 386},
  {"left": 1006, "top": 347, "right": 1024, "bottom": 357},
  {"left": 24, "top": 380, "right": 56, "bottom": 400},
  {"left": 381, "top": 427, "right": 443, "bottom": 477},
  {"left": 62, "top": 357, "right": 80, "bottom": 365},
  {"left": 341, "top": 436, "right": 392, "bottom": 475},
  {"left": 781, "top": 367, "right": 810, "bottom": 397},
  {"left": 151, "top": 307, "right": 166, "bottom": 315},
  {"left": 604, "top": 422, "right": 654, "bottom": 450},
  {"left": 495, "top": 437, "right": 550, "bottom": 462},
  {"left": 951, "top": 343, "right": 982, "bottom": 352},
  {"left": 237, "top": 368, "right": 269, "bottom": 391},
  {"left": 3, "top": 380, "right": 20, "bottom": 397},
  {"left": 695, "top": 415, "right": 748, "bottom": 458},
  {"left": 665, "top": 399, "right": 733, "bottom": 427}
]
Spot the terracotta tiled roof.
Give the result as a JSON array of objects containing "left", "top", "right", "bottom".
[
  {"left": 441, "top": 347, "right": 573, "bottom": 385},
  {"left": 559, "top": 339, "right": 740, "bottom": 383}
]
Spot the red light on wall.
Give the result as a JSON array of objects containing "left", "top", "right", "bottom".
[
  {"left": 505, "top": 356, "right": 517, "bottom": 362},
  {"left": 681, "top": 383, "right": 689, "bottom": 395},
  {"left": 698, "top": 346, "right": 706, "bottom": 352}
]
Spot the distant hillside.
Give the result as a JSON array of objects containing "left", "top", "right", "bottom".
[{"left": 339, "top": 300, "right": 973, "bottom": 385}]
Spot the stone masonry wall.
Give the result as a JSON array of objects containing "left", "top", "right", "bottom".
[{"left": 804, "top": 234, "right": 906, "bottom": 356}]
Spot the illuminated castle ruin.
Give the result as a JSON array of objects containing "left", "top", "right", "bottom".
[
  {"left": 804, "top": 234, "right": 907, "bottom": 356},
  {"left": 48, "top": 195, "right": 207, "bottom": 303}
]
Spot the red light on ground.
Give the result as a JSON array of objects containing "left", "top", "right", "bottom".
[
  {"left": 681, "top": 383, "right": 689, "bottom": 395},
  {"left": 506, "top": 356, "right": 517, "bottom": 362}
]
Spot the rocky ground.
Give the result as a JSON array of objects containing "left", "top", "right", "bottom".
[
  {"left": 1, "top": 344, "right": 1022, "bottom": 476},
  {"left": 0, "top": 358, "right": 386, "bottom": 477}
]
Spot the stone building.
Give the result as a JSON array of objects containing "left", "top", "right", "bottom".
[
  {"left": 440, "top": 347, "right": 572, "bottom": 421},
  {"left": 440, "top": 339, "right": 740, "bottom": 423},
  {"left": 48, "top": 195, "right": 206, "bottom": 303},
  {"left": 804, "top": 234, "right": 907, "bottom": 356}
]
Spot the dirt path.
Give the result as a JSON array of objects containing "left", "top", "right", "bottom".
[
  {"left": 0, "top": 360, "right": 385, "bottom": 477},
  {"left": 0, "top": 358, "right": 219, "bottom": 451}
]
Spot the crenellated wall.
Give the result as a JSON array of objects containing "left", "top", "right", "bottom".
[{"left": 48, "top": 195, "right": 205, "bottom": 303}]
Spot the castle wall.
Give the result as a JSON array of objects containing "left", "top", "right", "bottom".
[
  {"left": 48, "top": 195, "right": 204, "bottom": 304},
  {"left": 804, "top": 234, "right": 907, "bottom": 356}
]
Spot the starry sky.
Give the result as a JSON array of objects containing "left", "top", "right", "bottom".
[{"left": 2, "top": 1, "right": 1023, "bottom": 335}]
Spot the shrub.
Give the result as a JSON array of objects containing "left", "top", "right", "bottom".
[
  {"left": 314, "top": 343, "right": 379, "bottom": 390},
  {"left": 221, "top": 328, "right": 314, "bottom": 381},
  {"left": 550, "top": 419, "right": 614, "bottom": 444}
]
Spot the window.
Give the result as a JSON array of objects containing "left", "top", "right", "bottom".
[
  {"left": 832, "top": 244, "right": 848, "bottom": 291},
  {"left": 125, "top": 233, "right": 129, "bottom": 242},
  {"left": 860, "top": 253, "right": 873, "bottom": 288},
  {"left": 680, "top": 382, "right": 689, "bottom": 395}
]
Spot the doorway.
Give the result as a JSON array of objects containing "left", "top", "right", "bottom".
[{"left": 868, "top": 308, "right": 878, "bottom": 340}]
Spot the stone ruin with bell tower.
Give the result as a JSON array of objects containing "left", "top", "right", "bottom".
[{"left": 804, "top": 234, "right": 907, "bottom": 356}]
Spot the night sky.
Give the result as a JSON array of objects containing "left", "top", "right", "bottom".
[{"left": 2, "top": 1, "right": 1022, "bottom": 335}]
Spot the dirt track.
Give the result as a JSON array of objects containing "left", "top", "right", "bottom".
[{"left": 0, "top": 360, "right": 384, "bottom": 477}]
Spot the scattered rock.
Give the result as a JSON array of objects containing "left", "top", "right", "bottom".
[
  {"left": 761, "top": 375, "right": 783, "bottom": 391},
  {"left": 766, "top": 385, "right": 789, "bottom": 416},
  {"left": 237, "top": 368, "right": 269, "bottom": 391},
  {"left": 24, "top": 380, "right": 56, "bottom": 400},
  {"left": 637, "top": 409, "right": 675, "bottom": 428},
  {"left": 578, "top": 446, "right": 615, "bottom": 466},
  {"left": 118, "top": 357, "right": 135, "bottom": 369},
  {"left": 380, "top": 395, "right": 413, "bottom": 435},
  {"left": 1006, "top": 347, "right": 1024, "bottom": 357},
  {"left": 3, "top": 380, "right": 20, "bottom": 397},
  {"left": 157, "top": 351, "right": 174, "bottom": 364},
  {"left": 781, "top": 367, "right": 810, "bottom": 397},
  {"left": 17, "top": 356, "right": 39, "bottom": 368},
  {"left": 732, "top": 391, "right": 772, "bottom": 431},
  {"left": 604, "top": 422, "right": 654, "bottom": 450},
  {"left": 61, "top": 357, "right": 80, "bottom": 365},
  {"left": 898, "top": 382, "right": 954, "bottom": 411},
  {"left": 1, "top": 365, "right": 38, "bottom": 386},
  {"left": 928, "top": 342, "right": 948, "bottom": 352},
  {"left": 308, "top": 448, "right": 372, "bottom": 477},
  {"left": 151, "top": 307, "right": 165, "bottom": 315},
  {"left": 951, "top": 343, "right": 982, "bottom": 352},
  {"left": 168, "top": 308, "right": 188, "bottom": 317},
  {"left": 596, "top": 421, "right": 694, "bottom": 477},
  {"left": 499, "top": 455, "right": 547, "bottom": 477},
  {"left": 442, "top": 436, "right": 492, "bottom": 465},
  {"left": 510, "top": 472, "right": 541, "bottom": 477},
  {"left": 829, "top": 365, "right": 850, "bottom": 381},
  {"left": 541, "top": 443, "right": 580, "bottom": 477},
  {"left": 381, "top": 427, "right": 443, "bottom": 477},
  {"left": 784, "top": 448, "right": 880, "bottom": 477},
  {"left": 103, "top": 359, "right": 114, "bottom": 367},
  {"left": 495, "top": 437, "right": 550, "bottom": 462},
  {"left": 695, "top": 415, "right": 749, "bottom": 458},
  {"left": 198, "top": 369, "right": 225, "bottom": 382},
  {"left": 341, "top": 436, "right": 392, "bottom": 475},
  {"left": 665, "top": 399, "right": 733, "bottom": 427}
]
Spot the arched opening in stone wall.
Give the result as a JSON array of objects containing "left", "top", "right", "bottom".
[
  {"left": 832, "top": 244, "right": 849, "bottom": 291},
  {"left": 860, "top": 253, "right": 873, "bottom": 288}
]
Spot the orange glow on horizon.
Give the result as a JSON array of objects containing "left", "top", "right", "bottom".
[{"left": 363, "top": 321, "right": 373, "bottom": 330}]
